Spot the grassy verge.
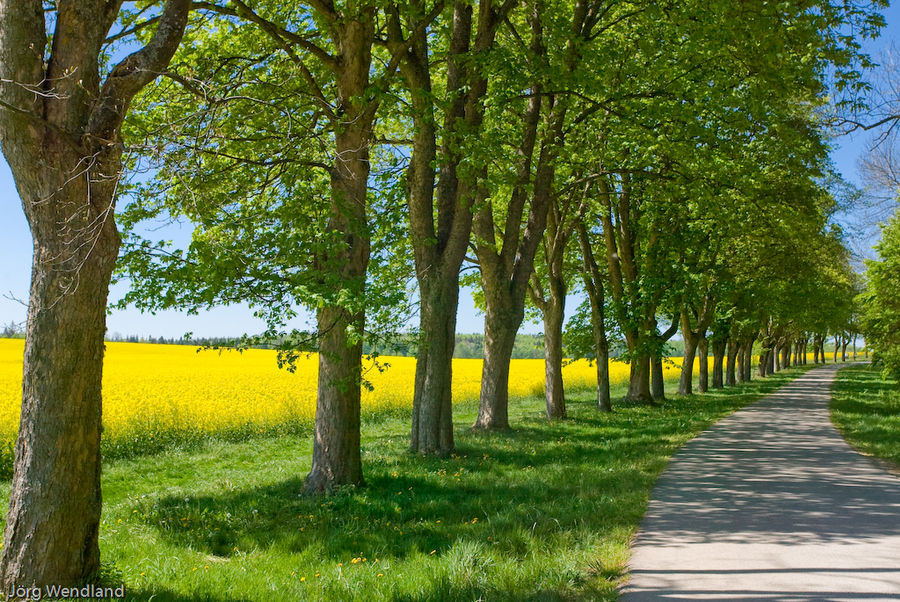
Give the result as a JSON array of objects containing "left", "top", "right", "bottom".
[
  {"left": 831, "top": 364, "right": 900, "bottom": 468},
  {"left": 0, "top": 367, "right": 811, "bottom": 601}
]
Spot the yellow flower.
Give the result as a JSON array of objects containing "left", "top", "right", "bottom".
[{"left": 0, "top": 339, "right": 692, "bottom": 460}]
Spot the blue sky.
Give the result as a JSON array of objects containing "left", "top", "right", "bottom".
[{"left": 1, "top": 6, "right": 898, "bottom": 338}]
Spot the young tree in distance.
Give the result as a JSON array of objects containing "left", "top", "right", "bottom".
[{"left": 0, "top": 0, "right": 190, "bottom": 587}]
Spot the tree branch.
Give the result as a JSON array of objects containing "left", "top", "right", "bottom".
[{"left": 89, "top": 0, "right": 191, "bottom": 142}]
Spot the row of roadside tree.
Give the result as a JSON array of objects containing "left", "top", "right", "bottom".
[{"left": 0, "top": 0, "right": 882, "bottom": 590}]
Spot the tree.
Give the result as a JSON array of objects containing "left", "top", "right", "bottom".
[
  {"left": 528, "top": 177, "right": 586, "bottom": 419},
  {"left": 118, "top": 1, "right": 440, "bottom": 492},
  {"left": 574, "top": 219, "right": 612, "bottom": 411},
  {"left": 396, "top": 0, "right": 517, "bottom": 454},
  {"left": 860, "top": 211, "right": 900, "bottom": 379},
  {"left": 0, "top": 0, "right": 190, "bottom": 587},
  {"left": 469, "top": 0, "right": 574, "bottom": 429}
]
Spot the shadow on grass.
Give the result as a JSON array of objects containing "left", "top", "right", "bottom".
[{"left": 141, "top": 367, "right": 811, "bottom": 570}]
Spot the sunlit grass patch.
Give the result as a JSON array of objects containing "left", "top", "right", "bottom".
[
  {"left": 831, "top": 364, "right": 900, "bottom": 468},
  {"left": 0, "top": 362, "right": 809, "bottom": 601}
]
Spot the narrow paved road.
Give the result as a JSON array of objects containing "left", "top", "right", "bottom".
[{"left": 622, "top": 363, "right": 900, "bottom": 601}]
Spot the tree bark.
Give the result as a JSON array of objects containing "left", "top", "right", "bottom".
[
  {"left": 651, "top": 354, "right": 666, "bottom": 401},
  {"left": 758, "top": 348, "right": 770, "bottom": 378},
  {"left": 410, "top": 276, "right": 456, "bottom": 456},
  {"left": 725, "top": 338, "right": 737, "bottom": 386},
  {"left": 304, "top": 14, "right": 374, "bottom": 493},
  {"left": 679, "top": 305, "right": 708, "bottom": 395},
  {"left": 305, "top": 304, "right": 365, "bottom": 493},
  {"left": 698, "top": 337, "right": 709, "bottom": 393},
  {"left": 0, "top": 0, "right": 189, "bottom": 587},
  {"left": 577, "top": 222, "right": 611, "bottom": 412},
  {"left": 541, "top": 283, "right": 567, "bottom": 419},
  {"left": 473, "top": 300, "right": 519, "bottom": 430},
  {"left": 712, "top": 339, "right": 726, "bottom": 389},
  {"left": 679, "top": 332, "right": 698, "bottom": 395},
  {"left": 736, "top": 343, "right": 746, "bottom": 383},
  {"left": 627, "top": 354, "right": 652, "bottom": 402},
  {"left": 743, "top": 336, "right": 756, "bottom": 381},
  {"left": 2, "top": 153, "right": 119, "bottom": 588},
  {"left": 403, "top": 0, "right": 509, "bottom": 455}
]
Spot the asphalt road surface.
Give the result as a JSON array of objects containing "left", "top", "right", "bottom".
[{"left": 622, "top": 363, "right": 900, "bottom": 601}]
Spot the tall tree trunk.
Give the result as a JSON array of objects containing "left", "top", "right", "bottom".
[
  {"left": 651, "top": 354, "right": 666, "bottom": 401},
  {"left": 736, "top": 343, "right": 746, "bottom": 383},
  {"left": 410, "top": 276, "right": 456, "bottom": 456},
  {"left": 473, "top": 302, "right": 519, "bottom": 430},
  {"left": 649, "top": 316, "right": 678, "bottom": 402},
  {"left": 774, "top": 344, "right": 782, "bottom": 371},
  {"left": 595, "top": 346, "right": 612, "bottom": 412},
  {"left": 305, "top": 304, "right": 365, "bottom": 493},
  {"left": 698, "top": 337, "right": 709, "bottom": 393},
  {"left": 0, "top": 0, "right": 189, "bottom": 587},
  {"left": 542, "top": 286, "right": 566, "bottom": 419},
  {"left": 834, "top": 337, "right": 839, "bottom": 363},
  {"left": 1, "top": 154, "right": 119, "bottom": 587},
  {"left": 403, "top": 0, "right": 507, "bottom": 455},
  {"left": 577, "top": 222, "right": 610, "bottom": 412},
  {"left": 305, "top": 17, "right": 374, "bottom": 492},
  {"left": 679, "top": 333, "right": 698, "bottom": 395},
  {"left": 304, "top": 129, "right": 372, "bottom": 493},
  {"left": 627, "top": 354, "right": 652, "bottom": 401},
  {"left": 725, "top": 339, "right": 738, "bottom": 386},
  {"left": 678, "top": 305, "right": 712, "bottom": 396},
  {"left": 743, "top": 336, "right": 755, "bottom": 381},
  {"left": 712, "top": 339, "right": 726, "bottom": 389},
  {"left": 472, "top": 0, "right": 582, "bottom": 429}
]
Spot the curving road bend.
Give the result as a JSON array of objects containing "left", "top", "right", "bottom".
[{"left": 622, "top": 363, "right": 900, "bottom": 601}]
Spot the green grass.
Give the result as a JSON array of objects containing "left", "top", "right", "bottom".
[
  {"left": 831, "top": 364, "right": 900, "bottom": 468},
  {"left": 0, "top": 367, "right": 812, "bottom": 601}
]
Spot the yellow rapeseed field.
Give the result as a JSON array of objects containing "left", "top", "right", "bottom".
[{"left": 0, "top": 338, "right": 686, "bottom": 458}]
